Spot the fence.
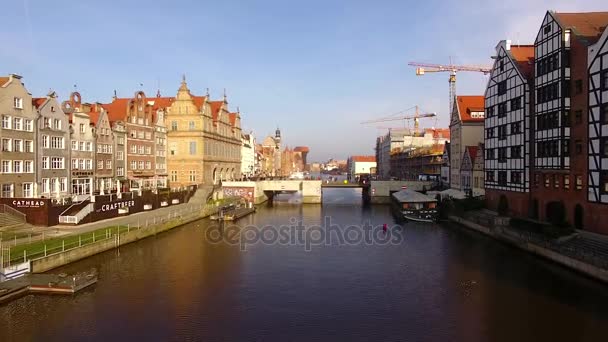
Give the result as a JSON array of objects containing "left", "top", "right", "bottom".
[
  {"left": 0, "top": 201, "right": 222, "bottom": 268},
  {"left": 0, "top": 204, "right": 27, "bottom": 223}
]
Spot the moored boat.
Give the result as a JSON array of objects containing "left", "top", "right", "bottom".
[{"left": 391, "top": 189, "right": 438, "bottom": 223}]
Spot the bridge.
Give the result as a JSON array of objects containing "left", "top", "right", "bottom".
[{"left": 220, "top": 180, "right": 434, "bottom": 204}]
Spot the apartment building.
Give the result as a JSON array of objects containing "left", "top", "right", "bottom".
[
  {"left": 63, "top": 92, "right": 95, "bottom": 197},
  {"left": 484, "top": 40, "right": 535, "bottom": 216},
  {"left": 450, "top": 96, "right": 485, "bottom": 191},
  {"left": 88, "top": 102, "right": 115, "bottom": 193}
]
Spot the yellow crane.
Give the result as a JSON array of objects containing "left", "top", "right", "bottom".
[
  {"left": 361, "top": 106, "right": 436, "bottom": 136},
  {"left": 408, "top": 61, "right": 491, "bottom": 115}
]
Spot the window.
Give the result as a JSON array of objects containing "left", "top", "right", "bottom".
[
  {"left": 13, "top": 118, "right": 22, "bottom": 130},
  {"left": 137, "top": 131, "right": 144, "bottom": 139},
  {"left": 24, "top": 119, "right": 33, "bottom": 132},
  {"left": 189, "top": 141, "right": 196, "bottom": 155},
  {"left": 2, "top": 184, "right": 13, "bottom": 197},
  {"left": 575, "top": 79, "right": 583, "bottom": 94},
  {"left": 42, "top": 135, "right": 49, "bottom": 148},
  {"left": 60, "top": 178, "right": 67, "bottom": 192},
  {"left": 544, "top": 174, "right": 550, "bottom": 188},
  {"left": 146, "top": 161, "right": 151, "bottom": 169},
  {"left": 170, "top": 170, "right": 178, "bottom": 182},
  {"left": 2, "top": 138, "right": 11, "bottom": 152},
  {"left": 71, "top": 158, "right": 77, "bottom": 169},
  {"left": 171, "top": 121, "right": 178, "bottom": 131},
  {"left": 563, "top": 80, "right": 570, "bottom": 98},
  {"left": 511, "top": 172, "right": 522, "bottom": 184},
  {"left": 511, "top": 146, "right": 522, "bottom": 158},
  {"left": 486, "top": 106, "right": 494, "bottom": 117},
  {"left": 23, "top": 160, "right": 32, "bottom": 173},
  {"left": 554, "top": 175, "right": 559, "bottom": 188},
  {"left": 602, "top": 71, "right": 608, "bottom": 90},
  {"left": 97, "top": 160, "right": 103, "bottom": 169},
  {"left": 80, "top": 123, "right": 85, "bottom": 133},
  {"left": 602, "top": 103, "right": 608, "bottom": 125},
  {"left": 498, "top": 102, "right": 507, "bottom": 117},
  {"left": 117, "top": 167, "right": 124, "bottom": 177},
  {"left": 499, "top": 60, "right": 504, "bottom": 72},
  {"left": 117, "top": 151, "right": 124, "bottom": 160},
  {"left": 2, "top": 161, "right": 11, "bottom": 173},
  {"left": 25, "top": 140, "right": 32, "bottom": 153},
  {"left": 497, "top": 81, "right": 507, "bottom": 95},
  {"left": 130, "top": 161, "right": 137, "bottom": 170},
  {"left": 43, "top": 157, "right": 49, "bottom": 169},
  {"left": 138, "top": 146, "right": 144, "bottom": 154},
  {"left": 106, "top": 160, "right": 112, "bottom": 169},
  {"left": 85, "top": 159, "right": 92, "bottom": 170},
  {"left": 534, "top": 173, "right": 540, "bottom": 187},
  {"left": 53, "top": 119, "right": 61, "bottom": 130},
  {"left": 79, "top": 159, "right": 84, "bottom": 170},
  {"left": 130, "top": 145, "right": 137, "bottom": 154},
  {"left": 562, "top": 111, "right": 570, "bottom": 127},
  {"left": 574, "top": 110, "right": 582, "bottom": 124},
  {"left": 575, "top": 175, "right": 583, "bottom": 190},
  {"left": 486, "top": 128, "right": 495, "bottom": 139},
  {"left": 486, "top": 148, "right": 494, "bottom": 160},
  {"left": 563, "top": 139, "right": 570, "bottom": 156},
  {"left": 189, "top": 170, "right": 196, "bottom": 182},
  {"left": 510, "top": 97, "right": 521, "bottom": 111},
  {"left": 22, "top": 183, "right": 32, "bottom": 198},
  {"left": 13, "top": 160, "right": 22, "bottom": 173},
  {"left": 51, "top": 157, "right": 64, "bottom": 169},
  {"left": 79, "top": 141, "right": 85, "bottom": 151},
  {"left": 498, "top": 171, "right": 507, "bottom": 185},
  {"left": 13, "top": 97, "right": 23, "bottom": 109},
  {"left": 511, "top": 122, "right": 521, "bottom": 134},
  {"left": 564, "top": 175, "right": 570, "bottom": 190},
  {"left": 498, "top": 125, "right": 507, "bottom": 140},
  {"left": 537, "top": 112, "right": 559, "bottom": 130},
  {"left": 51, "top": 137, "right": 64, "bottom": 149},
  {"left": 602, "top": 138, "right": 608, "bottom": 158},
  {"left": 575, "top": 140, "right": 582, "bottom": 154},
  {"left": 145, "top": 146, "right": 151, "bottom": 155},
  {"left": 42, "top": 178, "right": 49, "bottom": 193},
  {"left": 189, "top": 121, "right": 195, "bottom": 130},
  {"left": 117, "top": 137, "right": 125, "bottom": 145},
  {"left": 2, "top": 115, "right": 11, "bottom": 129},
  {"left": 43, "top": 117, "right": 50, "bottom": 128},
  {"left": 498, "top": 147, "right": 507, "bottom": 162},
  {"left": 86, "top": 142, "right": 92, "bottom": 151},
  {"left": 544, "top": 24, "right": 551, "bottom": 34},
  {"left": 97, "top": 144, "right": 102, "bottom": 153},
  {"left": 170, "top": 143, "right": 176, "bottom": 156},
  {"left": 138, "top": 161, "right": 144, "bottom": 169}
]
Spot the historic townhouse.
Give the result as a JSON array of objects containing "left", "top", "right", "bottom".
[
  {"left": 164, "top": 78, "right": 206, "bottom": 188},
  {"left": 588, "top": 24, "right": 608, "bottom": 233},
  {"left": 34, "top": 91, "right": 70, "bottom": 200},
  {"left": 260, "top": 130, "right": 282, "bottom": 177},
  {"left": 441, "top": 141, "right": 450, "bottom": 187},
  {"left": 62, "top": 92, "right": 95, "bottom": 198},
  {"left": 241, "top": 132, "right": 256, "bottom": 178},
  {"left": 531, "top": 11, "right": 608, "bottom": 229},
  {"left": 204, "top": 100, "right": 242, "bottom": 183},
  {"left": 0, "top": 75, "right": 37, "bottom": 198},
  {"left": 112, "top": 120, "right": 127, "bottom": 191},
  {"left": 472, "top": 143, "right": 485, "bottom": 197},
  {"left": 484, "top": 40, "right": 534, "bottom": 216},
  {"left": 449, "top": 96, "right": 485, "bottom": 191},
  {"left": 88, "top": 103, "right": 115, "bottom": 193},
  {"left": 103, "top": 92, "right": 156, "bottom": 191},
  {"left": 152, "top": 105, "right": 167, "bottom": 188},
  {"left": 460, "top": 145, "right": 477, "bottom": 194}
]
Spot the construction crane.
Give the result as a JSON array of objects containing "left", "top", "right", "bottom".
[
  {"left": 361, "top": 105, "right": 436, "bottom": 135},
  {"left": 407, "top": 61, "right": 491, "bottom": 115}
]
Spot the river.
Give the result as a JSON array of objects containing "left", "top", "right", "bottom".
[{"left": 1, "top": 188, "right": 608, "bottom": 341}]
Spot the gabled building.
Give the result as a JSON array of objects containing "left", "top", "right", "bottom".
[
  {"left": 88, "top": 103, "right": 115, "bottom": 193},
  {"left": 588, "top": 23, "right": 608, "bottom": 232},
  {"left": 450, "top": 95, "right": 485, "bottom": 191},
  {"left": 460, "top": 145, "right": 477, "bottom": 194},
  {"left": 441, "top": 141, "right": 450, "bottom": 187},
  {"left": 0, "top": 75, "right": 36, "bottom": 198},
  {"left": 472, "top": 143, "right": 485, "bottom": 197},
  {"left": 241, "top": 132, "right": 256, "bottom": 178},
  {"left": 531, "top": 11, "right": 608, "bottom": 230},
  {"left": 35, "top": 91, "right": 70, "bottom": 200},
  {"left": 63, "top": 92, "right": 95, "bottom": 198},
  {"left": 484, "top": 40, "right": 534, "bottom": 216},
  {"left": 112, "top": 120, "right": 127, "bottom": 191}
]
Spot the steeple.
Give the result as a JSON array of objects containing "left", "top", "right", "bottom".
[
  {"left": 179, "top": 74, "right": 189, "bottom": 92},
  {"left": 223, "top": 88, "right": 228, "bottom": 103},
  {"left": 176, "top": 74, "right": 192, "bottom": 100}
]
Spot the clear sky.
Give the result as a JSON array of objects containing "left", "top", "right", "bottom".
[{"left": 1, "top": 0, "right": 605, "bottom": 161}]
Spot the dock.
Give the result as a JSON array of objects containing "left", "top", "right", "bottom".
[
  {"left": 0, "top": 269, "right": 98, "bottom": 305},
  {"left": 210, "top": 207, "right": 256, "bottom": 221}
]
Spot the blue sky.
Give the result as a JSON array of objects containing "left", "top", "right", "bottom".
[{"left": 1, "top": 0, "right": 605, "bottom": 161}]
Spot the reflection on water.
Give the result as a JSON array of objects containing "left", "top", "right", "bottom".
[{"left": 1, "top": 190, "right": 608, "bottom": 341}]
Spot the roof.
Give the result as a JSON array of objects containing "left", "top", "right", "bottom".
[
  {"left": 456, "top": 96, "right": 485, "bottom": 123},
  {"left": 509, "top": 45, "right": 535, "bottom": 79},
  {"left": 208, "top": 101, "right": 223, "bottom": 121},
  {"left": 351, "top": 155, "right": 376, "bottom": 163},
  {"left": 294, "top": 146, "right": 309, "bottom": 152},
  {"left": 553, "top": 12, "right": 608, "bottom": 44},
  {"left": 0, "top": 77, "right": 9, "bottom": 87},
  {"left": 465, "top": 145, "right": 478, "bottom": 161},
  {"left": 101, "top": 98, "right": 130, "bottom": 123},
  {"left": 424, "top": 128, "right": 450, "bottom": 139},
  {"left": 228, "top": 112, "right": 237, "bottom": 127},
  {"left": 392, "top": 189, "right": 437, "bottom": 203},
  {"left": 32, "top": 98, "right": 46, "bottom": 108}
]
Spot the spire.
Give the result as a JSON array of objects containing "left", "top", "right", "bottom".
[
  {"left": 206, "top": 88, "right": 210, "bottom": 97},
  {"left": 223, "top": 88, "right": 227, "bottom": 103},
  {"left": 156, "top": 89, "right": 161, "bottom": 98},
  {"left": 113, "top": 89, "right": 117, "bottom": 100},
  {"left": 178, "top": 74, "right": 189, "bottom": 93}
]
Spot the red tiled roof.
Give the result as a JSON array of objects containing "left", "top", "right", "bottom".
[
  {"left": 32, "top": 98, "right": 46, "bottom": 108},
  {"left": 0, "top": 77, "right": 9, "bottom": 86},
  {"left": 147, "top": 96, "right": 173, "bottom": 110},
  {"left": 209, "top": 101, "right": 223, "bottom": 122},
  {"left": 510, "top": 45, "right": 535, "bottom": 80},
  {"left": 294, "top": 146, "right": 309, "bottom": 152},
  {"left": 424, "top": 128, "right": 450, "bottom": 139},
  {"left": 101, "top": 98, "right": 130, "bottom": 123},
  {"left": 465, "top": 146, "right": 478, "bottom": 161},
  {"left": 228, "top": 112, "right": 237, "bottom": 127},
  {"left": 554, "top": 12, "right": 608, "bottom": 43},
  {"left": 193, "top": 96, "right": 207, "bottom": 108},
  {"left": 456, "top": 96, "right": 485, "bottom": 123},
  {"left": 351, "top": 155, "right": 376, "bottom": 162},
  {"left": 88, "top": 107, "right": 101, "bottom": 126}
]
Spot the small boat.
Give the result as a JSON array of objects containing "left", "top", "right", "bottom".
[{"left": 391, "top": 189, "right": 438, "bottom": 223}]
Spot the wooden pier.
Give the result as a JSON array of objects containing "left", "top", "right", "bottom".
[
  {"left": 210, "top": 206, "right": 256, "bottom": 221},
  {"left": 0, "top": 269, "right": 98, "bottom": 305}
]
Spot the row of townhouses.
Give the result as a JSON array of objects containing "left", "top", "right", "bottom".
[
  {"left": 442, "top": 10, "right": 608, "bottom": 235},
  {"left": 0, "top": 75, "right": 244, "bottom": 200}
]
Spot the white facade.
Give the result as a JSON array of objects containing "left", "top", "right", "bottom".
[
  {"left": 588, "top": 26, "right": 608, "bottom": 203},
  {"left": 450, "top": 96, "right": 485, "bottom": 191},
  {"left": 241, "top": 133, "right": 256, "bottom": 177},
  {"left": 350, "top": 161, "right": 376, "bottom": 176},
  {"left": 485, "top": 40, "right": 532, "bottom": 192}
]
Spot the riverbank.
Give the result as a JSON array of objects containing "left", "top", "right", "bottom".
[
  {"left": 2, "top": 202, "right": 224, "bottom": 274},
  {"left": 449, "top": 215, "right": 608, "bottom": 284}
]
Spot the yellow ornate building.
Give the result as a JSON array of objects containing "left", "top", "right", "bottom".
[{"left": 163, "top": 76, "right": 242, "bottom": 188}]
